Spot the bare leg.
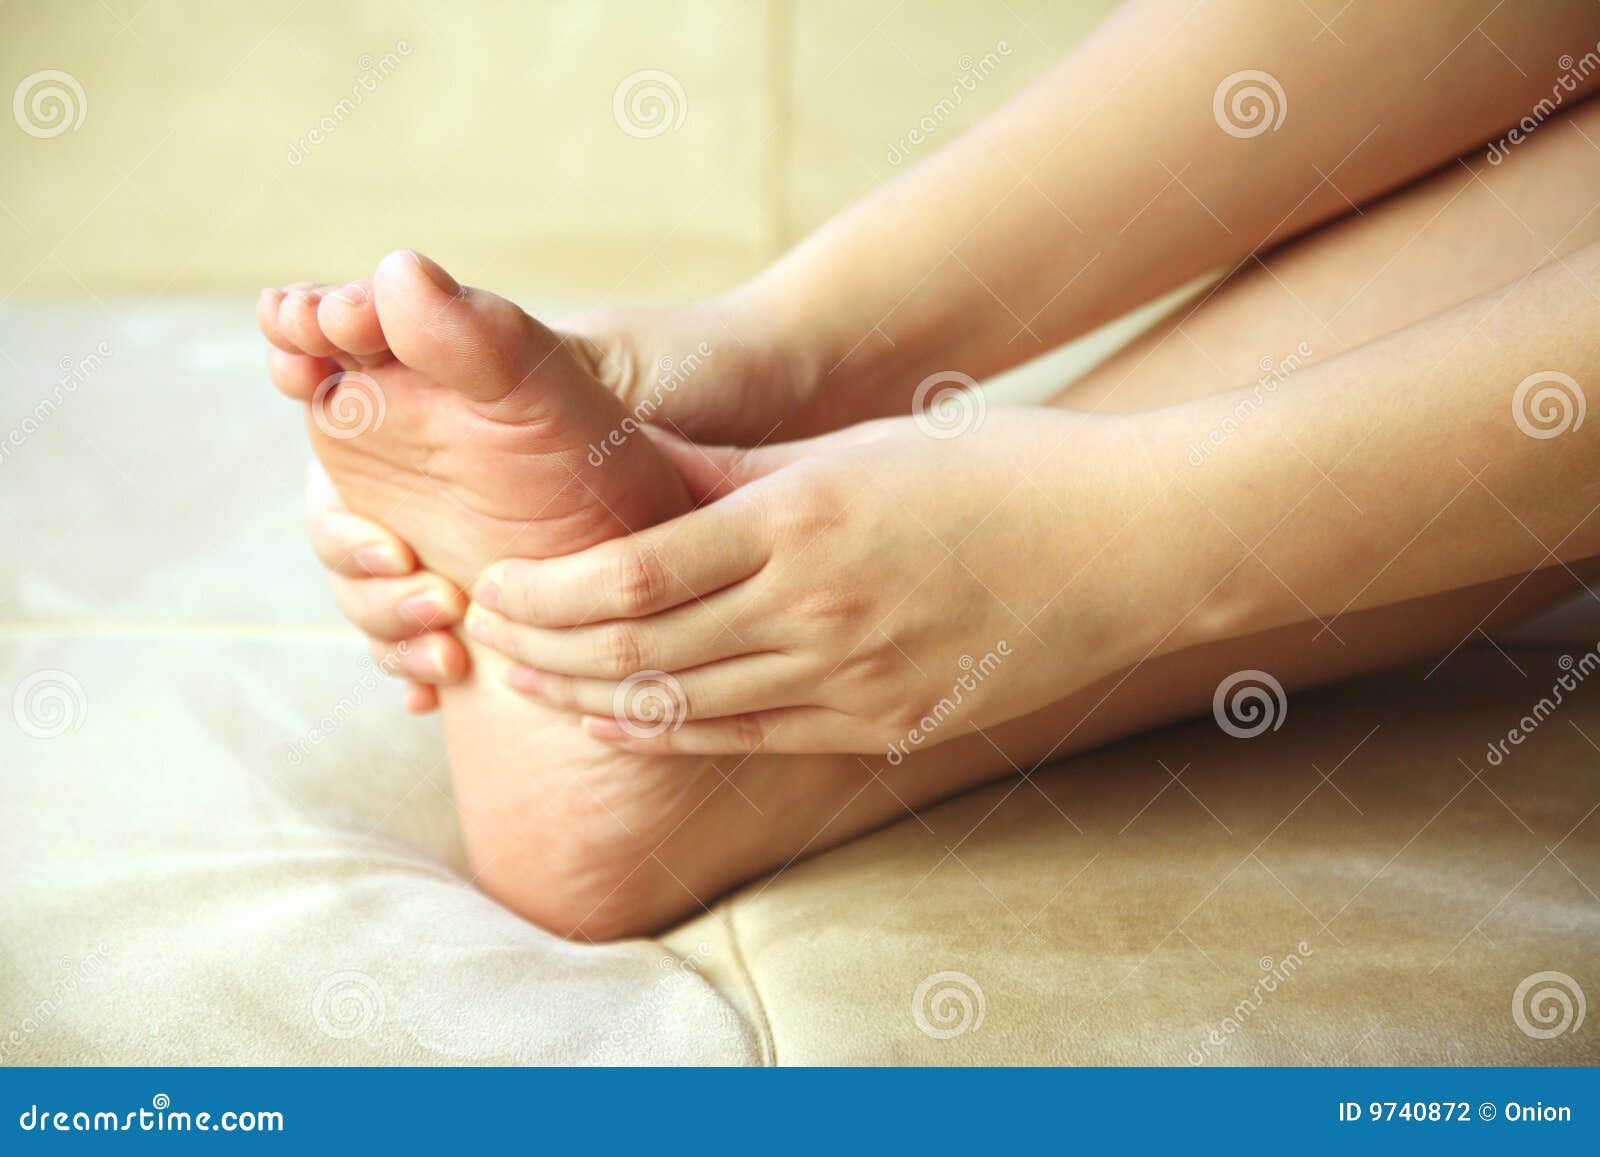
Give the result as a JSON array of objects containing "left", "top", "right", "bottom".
[
  {"left": 586, "top": 99, "right": 1600, "bottom": 933},
  {"left": 813, "top": 99, "right": 1600, "bottom": 836},
  {"left": 267, "top": 104, "right": 1600, "bottom": 939}
]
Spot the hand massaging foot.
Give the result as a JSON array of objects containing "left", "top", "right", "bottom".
[{"left": 258, "top": 251, "right": 889, "bottom": 938}]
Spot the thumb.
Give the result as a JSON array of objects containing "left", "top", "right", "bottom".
[{"left": 641, "top": 425, "right": 814, "bottom": 504}]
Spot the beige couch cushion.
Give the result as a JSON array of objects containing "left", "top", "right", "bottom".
[{"left": 668, "top": 648, "right": 1600, "bottom": 1064}]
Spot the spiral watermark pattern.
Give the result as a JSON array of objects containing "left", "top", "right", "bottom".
[
  {"left": 12, "top": 670, "right": 86, "bottom": 739},
  {"left": 1512, "top": 370, "right": 1584, "bottom": 440},
  {"left": 912, "top": 370, "right": 986, "bottom": 438},
  {"left": 1212, "top": 669, "right": 1287, "bottom": 738},
  {"left": 311, "top": 371, "right": 386, "bottom": 440},
  {"left": 611, "top": 670, "right": 688, "bottom": 739},
  {"left": 911, "top": 971, "right": 986, "bottom": 1039},
  {"left": 13, "top": 70, "right": 86, "bottom": 139},
  {"left": 312, "top": 970, "right": 386, "bottom": 1039},
  {"left": 1212, "top": 70, "right": 1286, "bottom": 139},
  {"left": 1512, "top": 971, "right": 1586, "bottom": 1039},
  {"left": 612, "top": 70, "right": 687, "bottom": 139}
]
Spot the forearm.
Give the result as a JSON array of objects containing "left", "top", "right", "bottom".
[
  {"left": 1159, "top": 241, "right": 1600, "bottom": 649},
  {"left": 746, "top": 0, "right": 1600, "bottom": 434}
]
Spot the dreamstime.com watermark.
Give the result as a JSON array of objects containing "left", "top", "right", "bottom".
[
  {"left": 1213, "top": 69, "right": 1286, "bottom": 138},
  {"left": 0, "top": 340, "right": 112, "bottom": 469},
  {"left": 587, "top": 342, "right": 713, "bottom": 466},
  {"left": 12, "top": 69, "right": 86, "bottom": 138},
  {"left": 1483, "top": 644, "right": 1600, "bottom": 766},
  {"left": 1187, "top": 942, "right": 1315, "bottom": 1063},
  {"left": 611, "top": 670, "right": 688, "bottom": 739},
  {"left": 1212, "top": 668, "right": 1287, "bottom": 739},
  {"left": 1511, "top": 370, "right": 1584, "bottom": 440},
  {"left": 287, "top": 41, "right": 413, "bottom": 166},
  {"left": 613, "top": 70, "right": 687, "bottom": 139},
  {"left": 310, "top": 370, "right": 387, "bottom": 440},
  {"left": 886, "top": 41, "right": 1013, "bottom": 166},
  {"left": 286, "top": 642, "right": 411, "bottom": 765},
  {"left": 0, "top": 942, "right": 111, "bottom": 1062},
  {"left": 886, "top": 643, "right": 1011, "bottom": 766},
  {"left": 1188, "top": 341, "right": 1311, "bottom": 465},
  {"left": 1512, "top": 971, "right": 1586, "bottom": 1039},
  {"left": 911, "top": 370, "right": 987, "bottom": 438},
  {"left": 911, "top": 970, "right": 986, "bottom": 1039},
  {"left": 17, "top": 1095, "right": 282, "bottom": 1135},
  {"left": 594, "top": 941, "right": 714, "bottom": 1061},
  {"left": 1485, "top": 45, "right": 1600, "bottom": 165},
  {"left": 312, "top": 970, "right": 386, "bottom": 1039},
  {"left": 11, "top": 669, "right": 87, "bottom": 739}
]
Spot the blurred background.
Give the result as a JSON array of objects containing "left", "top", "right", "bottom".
[{"left": 2, "top": 0, "right": 1116, "bottom": 299}]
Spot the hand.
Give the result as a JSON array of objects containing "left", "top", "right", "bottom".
[
  {"left": 462, "top": 409, "right": 1186, "bottom": 754},
  {"left": 303, "top": 460, "right": 469, "bottom": 713},
  {"left": 286, "top": 293, "right": 818, "bottom": 711}
]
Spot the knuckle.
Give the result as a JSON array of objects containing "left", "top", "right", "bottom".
[
  {"left": 612, "top": 546, "right": 669, "bottom": 615},
  {"left": 771, "top": 469, "right": 845, "bottom": 542},
  {"left": 595, "top": 624, "right": 648, "bottom": 677},
  {"left": 794, "top": 583, "right": 865, "bottom": 625},
  {"left": 727, "top": 713, "right": 768, "bottom": 751}
]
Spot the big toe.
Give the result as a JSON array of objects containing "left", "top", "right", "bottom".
[{"left": 371, "top": 250, "right": 572, "bottom": 413}]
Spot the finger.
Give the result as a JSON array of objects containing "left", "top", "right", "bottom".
[
  {"left": 463, "top": 595, "right": 759, "bottom": 680},
  {"left": 368, "top": 632, "right": 470, "bottom": 684},
  {"left": 267, "top": 346, "right": 337, "bottom": 401},
  {"left": 332, "top": 572, "right": 466, "bottom": 640},
  {"left": 305, "top": 461, "right": 417, "bottom": 577},
  {"left": 641, "top": 423, "right": 858, "bottom": 501},
  {"left": 403, "top": 682, "right": 439, "bottom": 714},
  {"left": 473, "top": 493, "right": 769, "bottom": 627},
  {"left": 579, "top": 705, "right": 848, "bottom": 755},
  {"left": 503, "top": 652, "right": 805, "bottom": 720}
]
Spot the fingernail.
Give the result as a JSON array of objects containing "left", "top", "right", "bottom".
[
  {"left": 355, "top": 544, "right": 407, "bottom": 575},
  {"left": 398, "top": 593, "right": 443, "bottom": 627},
  {"left": 406, "top": 250, "right": 461, "bottom": 296},
  {"left": 474, "top": 579, "right": 501, "bottom": 613},
  {"left": 582, "top": 715, "right": 627, "bottom": 743},
  {"left": 427, "top": 641, "right": 453, "bottom": 678},
  {"left": 464, "top": 607, "right": 492, "bottom": 644},
  {"left": 504, "top": 664, "right": 541, "bottom": 694},
  {"left": 329, "top": 282, "right": 368, "bottom": 306}
]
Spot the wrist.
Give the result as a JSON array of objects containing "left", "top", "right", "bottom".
[{"left": 732, "top": 251, "right": 930, "bottom": 437}]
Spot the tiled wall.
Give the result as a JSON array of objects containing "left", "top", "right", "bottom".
[{"left": 1, "top": 0, "right": 1115, "bottom": 298}]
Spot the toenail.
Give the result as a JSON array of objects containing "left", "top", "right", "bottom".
[
  {"left": 405, "top": 249, "right": 461, "bottom": 296},
  {"left": 474, "top": 579, "right": 501, "bottom": 613},
  {"left": 398, "top": 594, "right": 443, "bottom": 627},
  {"left": 330, "top": 282, "right": 368, "bottom": 306}
]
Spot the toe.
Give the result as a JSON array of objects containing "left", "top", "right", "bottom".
[
  {"left": 277, "top": 288, "right": 336, "bottom": 357},
  {"left": 317, "top": 279, "right": 390, "bottom": 359},
  {"left": 257, "top": 289, "right": 302, "bottom": 353},
  {"left": 371, "top": 249, "right": 571, "bottom": 411},
  {"left": 267, "top": 347, "right": 337, "bottom": 401}
]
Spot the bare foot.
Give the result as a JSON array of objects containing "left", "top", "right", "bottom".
[{"left": 258, "top": 252, "right": 886, "bottom": 938}]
